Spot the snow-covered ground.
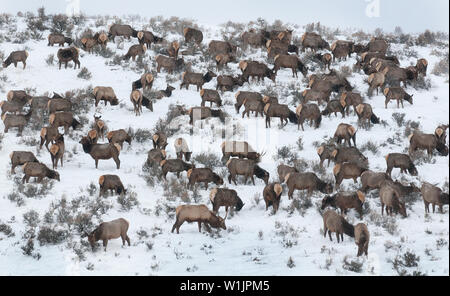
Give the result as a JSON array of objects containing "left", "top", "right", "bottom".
[{"left": 0, "top": 14, "right": 448, "bottom": 276}]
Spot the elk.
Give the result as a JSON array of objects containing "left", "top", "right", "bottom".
[
  {"left": 330, "top": 146, "right": 369, "bottom": 168},
  {"left": 273, "top": 54, "right": 308, "bottom": 78},
  {"left": 367, "top": 37, "right": 388, "bottom": 54},
  {"left": 367, "top": 72, "right": 385, "bottom": 95},
  {"left": 321, "top": 191, "right": 365, "bottom": 218},
  {"left": 167, "top": 41, "right": 180, "bottom": 58},
  {"left": 385, "top": 153, "right": 418, "bottom": 177},
  {"left": 221, "top": 141, "right": 264, "bottom": 163},
  {"left": 130, "top": 90, "right": 143, "bottom": 116},
  {"left": 187, "top": 168, "right": 224, "bottom": 190},
  {"left": 171, "top": 205, "right": 226, "bottom": 234},
  {"left": 321, "top": 100, "right": 345, "bottom": 119},
  {"left": 354, "top": 223, "right": 370, "bottom": 257},
  {"left": 379, "top": 180, "right": 407, "bottom": 217},
  {"left": 49, "top": 134, "right": 65, "bottom": 169},
  {"left": 421, "top": 182, "right": 449, "bottom": 214},
  {"left": 188, "top": 106, "right": 225, "bottom": 125},
  {"left": 408, "top": 131, "right": 449, "bottom": 157},
  {"left": 334, "top": 123, "right": 357, "bottom": 147},
  {"left": 322, "top": 210, "right": 355, "bottom": 243},
  {"left": 226, "top": 158, "right": 269, "bottom": 186},
  {"left": 181, "top": 71, "right": 216, "bottom": 91},
  {"left": 285, "top": 172, "right": 333, "bottom": 199},
  {"left": 152, "top": 132, "right": 168, "bottom": 149},
  {"left": 40, "top": 125, "right": 62, "bottom": 151},
  {"left": 155, "top": 55, "right": 185, "bottom": 74},
  {"left": 107, "top": 129, "right": 132, "bottom": 148},
  {"left": 79, "top": 136, "right": 121, "bottom": 169},
  {"left": 174, "top": 138, "right": 192, "bottom": 161},
  {"left": 314, "top": 53, "right": 332, "bottom": 70},
  {"left": 48, "top": 33, "right": 73, "bottom": 46},
  {"left": 317, "top": 144, "right": 337, "bottom": 168},
  {"left": 360, "top": 171, "right": 392, "bottom": 192},
  {"left": 93, "top": 86, "right": 119, "bottom": 107},
  {"left": 137, "top": 30, "right": 163, "bottom": 48},
  {"left": 2, "top": 111, "right": 32, "bottom": 135},
  {"left": 93, "top": 115, "right": 106, "bottom": 140},
  {"left": 108, "top": 24, "right": 138, "bottom": 42},
  {"left": 47, "top": 98, "right": 71, "bottom": 114},
  {"left": 87, "top": 218, "right": 130, "bottom": 251},
  {"left": 264, "top": 103, "right": 297, "bottom": 128},
  {"left": 2, "top": 50, "right": 28, "bottom": 69},
  {"left": 263, "top": 183, "right": 283, "bottom": 213},
  {"left": 301, "top": 32, "right": 330, "bottom": 52},
  {"left": 0, "top": 101, "right": 24, "bottom": 117},
  {"left": 383, "top": 87, "right": 413, "bottom": 109},
  {"left": 435, "top": 125, "right": 449, "bottom": 144},
  {"left": 183, "top": 28, "right": 203, "bottom": 44},
  {"left": 333, "top": 162, "right": 367, "bottom": 187},
  {"left": 7, "top": 90, "right": 32, "bottom": 106},
  {"left": 49, "top": 112, "right": 80, "bottom": 134},
  {"left": 215, "top": 53, "right": 234, "bottom": 70},
  {"left": 93, "top": 32, "right": 108, "bottom": 48},
  {"left": 10, "top": 151, "right": 39, "bottom": 174},
  {"left": 331, "top": 40, "right": 354, "bottom": 61},
  {"left": 200, "top": 89, "right": 222, "bottom": 107},
  {"left": 301, "top": 89, "right": 331, "bottom": 105},
  {"left": 240, "top": 61, "right": 276, "bottom": 83},
  {"left": 146, "top": 148, "right": 166, "bottom": 166},
  {"left": 216, "top": 75, "right": 245, "bottom": 92},
  {"left": 241, "top": 97, "right": 264, "bottom": 118},
  {"left": 241, "top": 29, "right": 267, "bottom": 48},
  {"left": 160, "top": 159, "right": 195, "bottom": 180},
  {"left": 340, "top": 92, "right": 363, "bottom": 116},
  {"left": 355, "top": 103, "right": 380, "bottom": 127},
  {"left": 209, "top": 188, "right": 244, "bottom": 218},
  {"left": 80, "top": 37, "right": 97, "bottom": 53},
  {"left": 22, "top": 162, "right": 60, "bottom": 183},
  {"left": 99, "top": 175, "right": 126, "bottom": 196},
  {"left": 123, "top": 44, "right": 147, "bottom": 61},
  {"left": 87, "top": 129, "right": 99, "bottom": 144},
  {"left": 132, "top": 73, "right": 154, "bottom": 91},
  {"left": 57, "top": 47, "right": 80, "bottom": 70},
  {"left": 234, "top": 91, "right": 262, "bottom": 113},
  {"left": 208, "top": 40, "right": 236, "bottom": 56},
  {"left": 295, "top": 103, "right": 322, "bottom": 131}
]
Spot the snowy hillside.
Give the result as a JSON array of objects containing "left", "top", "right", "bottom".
[{"left": 0, "top": 12, "right": 448, "bottom": 276}]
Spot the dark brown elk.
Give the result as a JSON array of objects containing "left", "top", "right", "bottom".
[
  {"left": 354, "top": 223, "right": 370, "bottom": 256},
  {"left": 208, "top": 40, "right": 236, "bottom": 56},
  {"left": 2, "top": 50, "right": 28, "bottom": 69},
  {"left": 57, "top": 47, "right": 80, "bottom": 69},
  {"left": 366, "top": 37, "right": 388, "bottom": 54},
  {"left": 263, "top": 183, "right": 283, "bottom": 213},
  {"left": 277, "top": 164, "right": 298, "bottom": 183},
  {"left": 49, "top": 112, "right": 80, "bottom": 133},
  {"left": 331, "top": 146, "right": 368, "bottom": 168},
  {"left": 234, "top": 91, "right": 262, "bottom": 113},
  {"left": 187, "top": 168, "right": 224, "bottom": 190},
  {"left": 360, "top": 52, "right": 399, "bottom": 64},
  {"left": 172, "top": 205, "right": 226, "bottom": 234},
  {"left": 2, "top": 111, "right": 32, "bottom": 135},
  {"left": 160, "top": 159, "right": 194, "bottom": 180},
  {"left": 385, "top": 153, "right": 418, "bottom": 177},
  {"left": 360, "top": 171, "right": 392, "bottom": 192},
  {"left": 79, "top": 136, "right": 121, "bottom": 169},
  {"left": 123, "top": 44, "right": 147, "bottom": 61},
  {"left": 408, "top": 131, "right": 449, "bottom": 157},
  {"left": 241, "top": 97, "right": 264, "bottom": 118},
  {"left": 87, "top": 218, "right": 130, "bottom": 251},
  {"left": 273, "top": 54, "right": 308, "bottom": 78},
  {"left": 183, "top": 27, "right": 203, "bottom": 44},
  {"left": 421, "top": 182, "right": 449, "bottom": 214},
  {"left": 321, "top": 100, "right": 345, "bottom": 119},
  {"left": 241, "top": 29, "right": 266, "bottom": 48},
  {"left": 181, "top": 71, "right": 216, "bottom": 91},
  {"left": 309, "top": 72, "right": 353, "bottom": 93},
  {"left": 267, "top": 46, "right": 288, "bottom": 62},
  {"left": 216, "top": 75, "right": 245, "bottom": 91},
  {"left": 322, "top": 210, "right": 354, "bottom": 243},
  {"left": 48, "top": 33, "right": 73, "bottom": 46},
  {"left": 263, "top": 29, "right": 293, "bottom": 44},
  {"left": 416, "top": 58, "right": 428, "bottom": 76},
  {"left": 340, "top": 92, "right": 363, "bottom": 116},
  {"left": 240, "top": 61, "right": 276, "bottom": 83},
  {"left": 49, "top": 134, "right": 65, "bottom": 169},
  {"left": 383, "top": 87, "right": 413, "bottom": 109},
  {"left": 146, "top": 148, "right": 166, "bottom": 166},
  {"left": 80, "top": 37, "right": 97, "bottom": 53},
  {"left": 107, "top": 129, "right": 132, "bottom": 148},
  {"left": 382, "top": 66, "right": 408, "bottom": 88},
  {"left": 333, "top": 162, "right": 367, "bottom": 187},
  {"left": 379, "top": 180, "right": 407, "bottom": 217},
  {"left": 314, "top": 53, "right": 332, "bottom": 70},
  {"left": 355, "top": 103, "right": 380, "bottom": 127},
  {"left": 215, "top": 53, "right": 234, "bottom": 70},
  {"left": 210, "top": 188, "right": 244, "bottom": 218},
  {"left": 221, "top": 141, "right": 263, "bottom": 163},
  {"left": 331, "top": 40, "right": 354, "bottom": 61},
  {"left": 188, "top": 106, "right": 225, "bottom": 125},
  {"left": 264, "top": 103, "right": 298, "bottom": 128},
  {"left": 130, "top": 90, "right": 143, "bottom": 116},
  {"left": 285, "top": 172, "right": 333, "bottom": 199},
  {"left": 226, "top": 158, "right": 269, "bottom": 185},
  {"left": 137, "top": 31, "right": 163, "bottom": 48},
  {"left": 87, "top": 129, "right": 99, "bottom": 144},
  {"left": 367, "top": 72, "right": 385, "bottom": 95},
  {"left": 152, "top": 132, "right": 168, "bottom": 149},
  {"left": 48, "top": 98, "right": 71, "bottom": 114},
  {"left": 301, "top": 32, "right": 330, "bottom": 52},
  {"left": 9, "top": 151, "right": 39, "bottom": 174},
  {"left": 93, "top": 32, "right": 108, "bottom": 48},
  {"left": 321, "top": 191, "right": 365, "bottom": 218},
  {"left": 132, "top": 73, "right": 154, "bottom": 91},
  {"left": 295, "top": 103, "right": 322, "bottom": 131},
  {"left": 334, "top": 123, "right": 357, "bottom": 147},
  {"left": 301, "top": 89, "right": 331, "bottom": 105},
  {"left": 93, "top": 86, "right": 119, "bottom": 107},
  {"left": 93, "top": 115, "right": 106, "bottom": 140},
  {"left": 435, "top": 125, "right": 449, "bottom": 144},
  {"left": 40, "top": 125, "right": 62, "bottom": 151},
  {"left": 200, "top": 89, "right": 222, "bottom": 107},
  {"left": 156, "top": 85, "right": 176, "bottom": 99},
  {"left": 0, "top": 101, "right": 24, "bottom": 116},
  {"left": 99, "top": 175, "right": 126, "bottom": 196},
  {"left": 108, "top": 24, "right": 138, "bottom": 42},
  {"left": 317, "top": 144, "right": 337, "bottom": 168},
  {"left": 155, "top": 55, "right": 185, "bottom": 74},
  {"left": 174, "top": 137, "right": 192, "bottom": 161},
  {"left": 22, "top": 162, "right": 60, "bottom": 183},
  {"left": 7, "top": 90, "right": 32, "bottom": 106},
  {"left": 167, "top": 41, "right": 180, "bottom": 59}
]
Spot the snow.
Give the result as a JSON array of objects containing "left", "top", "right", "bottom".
[{"left": 0, "top": 14, "right": 448, "bottom": 276}]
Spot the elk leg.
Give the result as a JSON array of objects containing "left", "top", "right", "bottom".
[
  {"left": 328, "top": 231, "right": 333, "bottom": 241},
  {"left": 103, "top": 240, "right": 108, "bottom": 251},
  {"left": 198, "top": 222, "right": 202, "bottom": 232},
  {"left": 432, "top": 204, "right": 436, "bottom": 213}
]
